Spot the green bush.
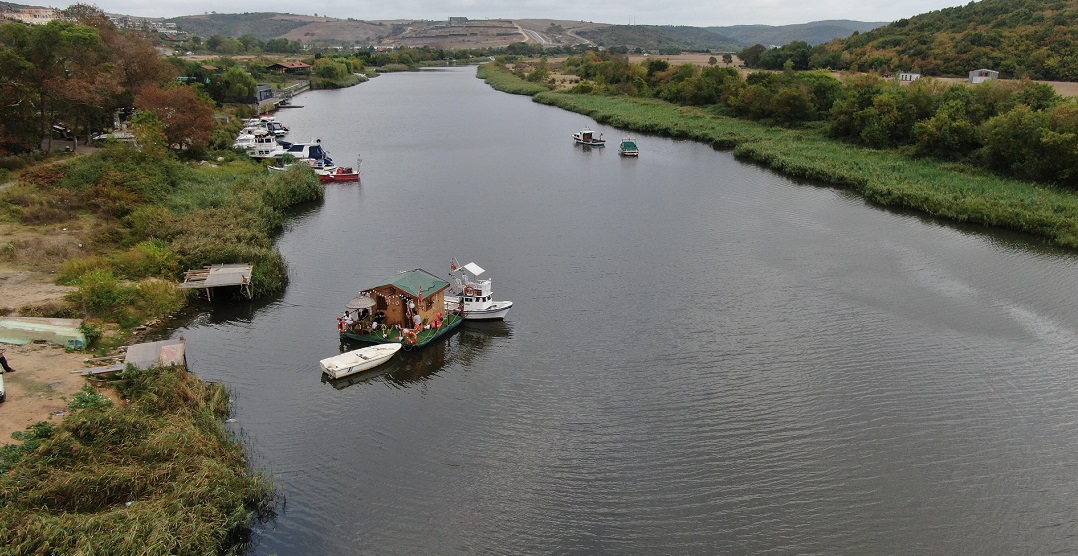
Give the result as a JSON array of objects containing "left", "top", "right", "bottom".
[{"left": 67, "top": 269, "right": 138, "bottom": 320}]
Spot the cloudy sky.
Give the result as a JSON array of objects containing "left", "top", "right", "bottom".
[{"left": 77, "top": 0, "right": 974, "bottom": 26}]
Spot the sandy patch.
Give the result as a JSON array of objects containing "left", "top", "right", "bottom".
[
  {"left": 0, "top": 343, "right": 102, "bottom": 445},
  {"left": 0, "top": 269, "right": 77, "bottom": 313}
]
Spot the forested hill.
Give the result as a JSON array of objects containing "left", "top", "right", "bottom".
[
  {"left": 814, "top": 0, "right": 1078, "bottom": 80},
  {"left": 709, "top": 20, "right": 887, "bottom": 46}
]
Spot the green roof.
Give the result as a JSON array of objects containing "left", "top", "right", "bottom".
[{"left": 380, "top": 269, "right": 448, "bottom": 297}]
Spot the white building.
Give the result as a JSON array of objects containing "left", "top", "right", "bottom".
[{"left": 969, "top": 68, "right": 999, "bottom": 84}]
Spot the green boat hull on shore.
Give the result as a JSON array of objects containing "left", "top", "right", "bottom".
[{"left": 340, "top": 313, "right": 464, "bottom": 348}]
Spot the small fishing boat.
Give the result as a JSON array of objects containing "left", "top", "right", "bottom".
[
  {"left": 320, "top": 343, "right": 402, "bottom": 379},
  {"left": 444, "top": 259, "right": 513, "bottom": 320},
  {"left": 337, "top": 269, "right": 464, "bottom": 348},
  {"left": 319, "top": 158, "right": 361, "bottom": 183},
  {"left": 619, "top": 137, "right": 639, "bottom": 157},
  {"left": 573, "top": 127, "right": 605, "bottom": 146}
]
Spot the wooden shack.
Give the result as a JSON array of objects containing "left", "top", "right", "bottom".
[{"left": 361, "top": 269, "right": 451, "bottom": 330}]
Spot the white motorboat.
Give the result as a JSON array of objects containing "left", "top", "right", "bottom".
[
  {"left": 444, "top": 260, "right": 513, "bottom": 320},
  {"left": 320, "top": 343, "right": 402, "bottom": 379},
  {"left": 572, "top": 127, "right": 605, "bottom": 146}
]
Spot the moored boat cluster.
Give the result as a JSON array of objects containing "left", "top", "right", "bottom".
[{"left": 233, "top": 115, "right": 360, "bottom": 183}]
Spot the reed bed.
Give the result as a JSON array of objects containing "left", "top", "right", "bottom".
[{"left": 0, "top": 367, "right": 274, "bottom": 555}]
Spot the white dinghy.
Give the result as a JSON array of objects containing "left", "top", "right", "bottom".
[{"left": 319, "top": 343, "right": 402, "bottom": 379}]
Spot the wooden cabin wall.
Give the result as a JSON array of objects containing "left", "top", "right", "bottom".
[{"left": 373, "top": 287, "right": 449, "bottom": 327}]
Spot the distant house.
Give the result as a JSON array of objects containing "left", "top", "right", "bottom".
[
  {"left": 268, "top": 62, "right": 311, "bottom": 75},
  {"left": 898, "top": 72, "right": 921, "bottom": 82},
  {"left": 969, "top": 68, "right": 999, "bottom": 84}
]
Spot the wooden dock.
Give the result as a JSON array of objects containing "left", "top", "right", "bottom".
[{"left": 178, "top": 263, "right": 253, "bottom": 300}]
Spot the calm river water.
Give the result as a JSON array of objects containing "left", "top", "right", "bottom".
[{"left": 174, "top": 67, "right": 1078, "bottom": 554}]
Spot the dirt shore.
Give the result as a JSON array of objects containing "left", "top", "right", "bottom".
[
  {"left": 0, "top": 343, "right": 95, "bottom": 444},
  {"left": 0, "top": 267, "right": 93, "bottom": 446}
]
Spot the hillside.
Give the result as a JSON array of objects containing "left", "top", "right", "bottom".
[
  {"left": 815, "top": 0, "right": 1078, "bottom": 80},
  {"left": 709, "top": 20, "right": 888, "bottom": 46},
  {"left": 575, "top": 24, "right": 740, "bottom": 52},
  {"left": 161, "top": 13, "right": 886, "bottom": 52}
]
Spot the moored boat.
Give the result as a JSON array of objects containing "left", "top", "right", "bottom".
[
  {"left": 444, "top": 259, "right": 513, "bottom": 320},
  {"left": 319, "top": 343, "right": 402, "bottom": 379},
  {"left": 619, "top": 137, "right": 639, "bottom": 156},
  {"left": 319, "top": 159, "right": 361, "bottom": 183},
  {"left": 573, "top": 127, "right": 606, "bottom": 146},
  {"left": 337, "top": 269, "right": 464, "bottom": 347}
]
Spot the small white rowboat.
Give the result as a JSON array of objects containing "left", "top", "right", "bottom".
[{"left": 320, "top": 343, "right": 402, "bottom": 379}]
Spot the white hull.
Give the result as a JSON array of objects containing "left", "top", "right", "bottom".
[
  {"left": 320, "top": 343, "right": 402, "bottom": 379},
  {"left": 445, "top": 297, "right": 513, "bottom": 320}
]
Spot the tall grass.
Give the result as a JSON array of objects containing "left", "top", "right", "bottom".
[{"left": 0, "top": 366, "right": 275, "bottom": 555}]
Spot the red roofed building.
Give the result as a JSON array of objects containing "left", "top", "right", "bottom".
[{"left": 268, "top": 62, "right": 311, "bottom": 75}]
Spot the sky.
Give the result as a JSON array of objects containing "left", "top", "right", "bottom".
[{"left": 67, "top": 0, "right": 975, "bottom": 27}]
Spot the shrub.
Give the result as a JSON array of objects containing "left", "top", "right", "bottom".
[{"left": 66, "top": 269, "right": 138, "bottom": 321}]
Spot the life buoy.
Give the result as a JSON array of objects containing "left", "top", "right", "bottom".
[
  {"left": 337, "top": 319, "right": 346, "bottom": 333},
  {"left": 464, "top": 286, "right": 476, "bottom": 296},
  {"left": 404, "top": 329, "right": 419, "bottom": 344}
]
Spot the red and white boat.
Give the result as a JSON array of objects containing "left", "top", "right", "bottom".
[{"left": 319, "top": 164, "right": 360, "bottom": 183}]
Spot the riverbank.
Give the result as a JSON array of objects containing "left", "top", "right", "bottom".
[{"left": 477, "top": 63, "right": 1078, "bottom": 248}]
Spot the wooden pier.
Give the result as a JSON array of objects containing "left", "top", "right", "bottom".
[{"left": 178, "top": 263, "right": 253, "bottom": 300}]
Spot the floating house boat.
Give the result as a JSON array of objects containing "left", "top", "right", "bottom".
[
  {"left": 444, "top": 260, "right": 513, "bottom": 320},
  {"left": 573, "top": 127, "right": 605, "bottom": 146},
  {"left": 619, "top": 137, "right": 639, "bottom": 157},
  {"left": 337, "top": 269, "right": 463, "bottom": 347}
]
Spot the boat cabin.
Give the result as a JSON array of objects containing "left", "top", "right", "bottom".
[
  {"left": 341, "top": 269, "right": 451, "bottom": 335},
  {"left": 284, "top": 141, "right": 331, "bottom": 162}
]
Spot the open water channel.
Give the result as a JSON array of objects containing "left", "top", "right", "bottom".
[{"left": 173, "top": 66, "right": 1078, "bottom": 554}]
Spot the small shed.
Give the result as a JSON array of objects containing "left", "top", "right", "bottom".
[
  {"left": 898, "top": 72, "right": 921, "bottom": 82},
  {"left": 969, "top": 69, "right": 999, "bottom": 84},
  {"left": 347, "top": 269, "right": 450, "bottom": 332},
  {"left": 256, "top": 84, "right": 274, "bottom": 102}
]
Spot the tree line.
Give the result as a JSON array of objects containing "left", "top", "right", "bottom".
[
  {"left": 0, "top": 7, "right": 218, "bottom": 156},
  {"left": 555, "top": 51, "right": 1078, "bottom": 187}
]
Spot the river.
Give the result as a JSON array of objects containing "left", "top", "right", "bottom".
[{"left": 174, "top": 66, "right": 1078, "bottom": 554}]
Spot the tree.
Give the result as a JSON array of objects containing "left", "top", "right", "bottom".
[
  {"left": 218, "top": 66, "right": 257, "bottom": 102},
  {"left": 134, "top": 85, "right": 214, "bottom": 150}
]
